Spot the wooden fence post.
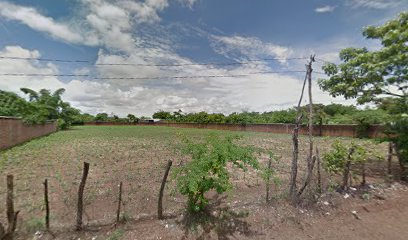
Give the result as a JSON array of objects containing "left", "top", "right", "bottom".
[
  {"left": 76, "top": 162, "right": 90, "bottom": 231},
  {"left": 2, "top": 175, "right": 19, "bottom": 240},
  {"left": 158, "top": 160, "right": 172, "bottom": 220},
  {"left": 342, "top": 148, "right": 355, "bottom": 191},
  {"left": 265, "top": 156, "right": 272, "bottom": 203},
  {"left": 43, "top": 179, "right": 50, "bottom": 230},
  {"left": 387, "top": 142, "right": 393, "bottom": 178},
  {"left": 116, "top": 182, "right": 123, "bottom": 225},
  {"left": 316, "top": 147, "right": 322, "bottom": 192}
]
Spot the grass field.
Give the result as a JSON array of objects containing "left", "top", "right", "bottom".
[{"left": 0, "top": 125, "right": 389, "bottom": 239}]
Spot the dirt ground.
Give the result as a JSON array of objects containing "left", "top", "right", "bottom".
[
  {"left": 37, "top": 182, "right": 408, "bottom": 240},
  {"left": 0, "top": 126, "right": 406, "bottom": 240}
]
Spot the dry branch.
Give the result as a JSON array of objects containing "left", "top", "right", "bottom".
[{"left": 289, "top": 65, "right": 308, "bottom": 202}]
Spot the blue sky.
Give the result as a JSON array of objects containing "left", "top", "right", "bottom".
[{"left": 0, "top": 0, "right": 406, "bottom": 116}]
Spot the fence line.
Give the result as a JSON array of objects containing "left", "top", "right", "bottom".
[
  {"left": 0, "top": 117, "right": 57, "bottom": 150},
  {"left": 84, "top": 122, "right": 385, "bottom": 138}
]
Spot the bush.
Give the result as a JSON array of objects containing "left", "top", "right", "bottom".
[
  {"left": 174, "top": 134, "right": 259, "bottom": 212},
  {"left": 323, "top": 141, "right": 367, "bottom": 175},
  {"left": 57, "top": 118, "right": 69, "bottom": 130}
]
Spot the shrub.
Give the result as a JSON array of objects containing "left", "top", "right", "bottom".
[
  {"left": 323, "top": 140, "right": 368, "bottom": 189},
  {"left": 323, "top": 141, "right": 367, "bottom": 174},
  {"left": 57, "top": 118, "right": 69, "bottom": 130},
  {"left": 174, "top": 134, "right": 259, "bottom": 212}
]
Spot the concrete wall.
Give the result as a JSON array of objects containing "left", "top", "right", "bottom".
[
  {"left": 0, "top": 117, "right": 57, "bottom": 150},
  {"left": 85, "top": 122, "right": 384, "bottom": 138}
]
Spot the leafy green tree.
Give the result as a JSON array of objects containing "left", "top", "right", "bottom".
[
  {"left": 319, "top": 12, "right": 407, "bottom": 104},
  {"left": 152, "top": 110, "right": 173, "bottom": 120},
  {"left": 319, "top": 12, "right": 408, "bottom": 179},
  {"left": 0, "top": 90, "right": 48, "bottom": 124},
  {"left": 95, "top": 113, "right": 109, "bottom": 122},
  {"left": 174, "top": 134, "right": 259, "bottom": 212},
  {"left": 20, "top": 88, "right": 79, "bottom": 129},
  {"left": 323, "top": 104, "right": 357, "bottom": 116},
  {"left": 127, "top": 114, "right": 138, "bottom": 123}
]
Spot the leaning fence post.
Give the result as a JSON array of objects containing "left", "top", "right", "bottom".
[
  {"left": 158, "top": 160, "right": 172, "bottom": 220},
  {"left": 43, "top": 179, "right": 50, "bottom": 230},
  {"left": 76, "top": 162, "right": 90, "bottom": 231},
  {"left": 115, "top": 182, "right": 123, "bottom": 226}
]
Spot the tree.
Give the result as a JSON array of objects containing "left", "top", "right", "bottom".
[
  {"left": 95, "top": 113, "right": 109, "bottom": 122},
  {"left": 319, "top": 12, "right": 408, "bottom": 180},
  {"left": 319, "top": 12, "right": 407, "bottom": 104},
  {"left": 152, "top": 110, "right": 172, "bottom": 120},
  {"left": 19, "top": 88, "right": 79, "bottom": 129},
  {"left": 0, "top": 90, "right": 50, "bottom": 124},
  {"left": 127, "top": 114, "right": 138, "bottom": 123}
]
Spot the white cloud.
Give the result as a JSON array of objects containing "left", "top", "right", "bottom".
[
  {"left": 315, "top": 5, "right": 336, "bottom": 13},
  {"left": 211, "top": 35, "right": 293, "bottom": 63},
  {"left": 0, "top": 1, "right": 353, "bottom": 116},
  {"left": 178, "top": 0, "right": 198, "bottom": 8},
  {"left": 346, "top": 0, "right": 405, "bottom": 9},
  {"left": 0, "top": 1, "right": 86, "bottom": 44}
]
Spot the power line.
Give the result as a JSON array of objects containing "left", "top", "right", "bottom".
[
  {"left": 0, "top": 56, "right": 309, "bottom": 67},
  {"left": 0, "top": 70, "right": 326, "bottom": 80},
  {"left": 0, "top": 73, "right": 89, "bottom": 77}
]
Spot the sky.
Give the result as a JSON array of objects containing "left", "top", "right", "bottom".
[{"left": 0, "top": 0, "right": 406, "bottom": 117}]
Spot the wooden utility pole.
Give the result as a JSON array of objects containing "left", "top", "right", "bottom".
[
  {"left": 76, "top": 162, "right": 90, "bottom": 231},
  {"left": 297, "top": 55, "right": 316, "bottom": 197},
  {"left": 289, "top": 55, "right": 316, "bottom": 203}
]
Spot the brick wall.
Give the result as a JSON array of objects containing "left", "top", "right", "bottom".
[
  {"left": 85, "top": 122, "right": 384, "bottom": 138},
  {"left": 0, "top": 117, "right": 57, "bottom": 150}
]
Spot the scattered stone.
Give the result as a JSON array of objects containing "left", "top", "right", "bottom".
[
  {"left": 350, "top": 187, "right": 357, "bottom": 191},
  {"left": 323, "top": 201, "right": 329, "bottom": 206},
  {"left": 344, "top": 193, "right": 350, "bottom": 199},
  {"left": 374, "top": 194, "right": 386, "bottom": 200},
  {"left": 351, "top": 210, "right": 360, "bottom": 220}
]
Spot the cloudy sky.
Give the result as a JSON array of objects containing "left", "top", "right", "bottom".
[{"left": 0, "top": 0, "right": 406, "bottom": 116}]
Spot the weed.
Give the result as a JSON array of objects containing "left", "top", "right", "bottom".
[{"left": 106, "top": 228, "right": 125, "bottom": 240}]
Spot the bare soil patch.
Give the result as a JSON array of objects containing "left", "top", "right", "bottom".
[{"left": 0, "top": 126, "right": 405, "bottom": 239}]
